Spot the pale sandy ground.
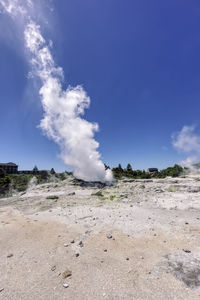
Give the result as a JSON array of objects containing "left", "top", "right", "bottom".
[{"left": 1, "top": 175, "right": 200, "bottom": 299}]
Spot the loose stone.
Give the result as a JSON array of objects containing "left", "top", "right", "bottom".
[
  {"left": 7, "top": 254, "right": 13, "bottom": 258},
  {"left": 62, "top": 269, "right": 72, "bottom": 279},
  {"left": 51, "top": 266, "right": 56, "bottom": 271}
]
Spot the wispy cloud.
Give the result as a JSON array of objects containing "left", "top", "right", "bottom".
[{"left": 172, "top": 125, "right": 200, "bottom": 168}]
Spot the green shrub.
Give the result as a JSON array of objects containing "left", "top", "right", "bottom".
[
  {"left": 0, "top": 176, "right": 11, "bottom": 196},
  {"left": 92, "top": 190, "right": 103, "bottom": 197},
  {"left": 46, "top": 195, "right": 59, "bottom": 200},
  {"left": 109, "top": 195, "right": 116, "bottom": 201}
]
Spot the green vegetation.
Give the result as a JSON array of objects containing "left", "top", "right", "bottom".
[
  {"left": 109, "top": 194, "right": 116, "bottom": 201},
  {"left": 0, "top": 169, "right": 69, "bottom": 198},
  {"left": 92, "top": 190, "right": 104, "bottom": 197},
  {"left": 0, "top": 176, "right": 11, "bottom": 197},
  {"left": 111, "top": 163, "right": 186, "bottom": 179},
  {"left": 55, "top": 172, "right": 66, "bottom": 181},
  {"left": 46, "top": 195, "right": 59, "bottom": 200},
  {"left": 50, "top": 168, "right": 56, "bottom": 175}
]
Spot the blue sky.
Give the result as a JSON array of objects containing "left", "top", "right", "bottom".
[{"left": 1, "top": 0, "right": 200, "bottom": 172}]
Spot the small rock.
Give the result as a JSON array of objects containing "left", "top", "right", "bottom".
[
  {"left": 78, "top": 241, "right": 83, "bottom": 247},
  {"left": 64, "top": 243, "right": 69, "bottom": 247},
  {"left": 185, "top": 222, "right": 189, "bottom": 225},
  {"left": 106, "top": 233, "right": 112, "bottom": 239},
  {"left": 63, "top": 283, "right": 69, "bottom": 288},
  {"left": 104, "top": 249, "right": 107, "bottom": 252},
  {"left": 71, "top": 240, "right": 75, "bottom": 244},
  {"left": 68, "top": 192, "right": 75, "bottom": 196},
  {"left": 62, "top": 269, "right": 72, "bottom": 279},
  {"left": 75, "top": 253, "right": 80, "bottom": 257},
  {"left": 126, "top": 258, "right": 129, "bottom": 261},
  {"left": 51, "top": 266, "right": 56, "bottom": 271},
  {"left": 7, "top": 254, "right": 13, "bottom": 258},
  {"left": 183, "top": 249, "right": 191, "bottom": 253},
  {"left": 0, "top": 288, "right": 4, "bottom": 293}
]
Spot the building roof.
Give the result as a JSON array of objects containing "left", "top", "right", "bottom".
[
  {"left": 0, "top": 162, "right": 18, "bottom": 166},
  {"left": 147, "top": 168, "right": 158, "bottom": 172}
]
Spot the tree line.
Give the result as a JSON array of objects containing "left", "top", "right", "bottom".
[{"left": 105, "top": 163, "right": 186, "bottom": 179}]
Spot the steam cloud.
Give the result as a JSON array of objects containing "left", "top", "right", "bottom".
[
  {"left": 172, "top": 125, "right": 200, "bottom": 169},
  {"left": 0, "top": 0, "right": 113, "bottom": 182}
]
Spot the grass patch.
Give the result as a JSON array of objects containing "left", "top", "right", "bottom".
[
  {"left": 92, "top": 190, "right": 103, "bottom": 197},
  {"left": 109, "top": 195, "right": 116, "bottom": 201},
  {"left": 46, "top": 195, "right": 59, "bottom": 200}
]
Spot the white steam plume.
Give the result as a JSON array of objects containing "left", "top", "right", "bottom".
[
  {"left": 0, "top": 0, "right": 113, "bottom": 182},
  {"left": 172, "top": 125, "right": 200, "bottom": 169}
]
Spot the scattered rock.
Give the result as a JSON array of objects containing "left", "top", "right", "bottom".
[
  {"left": 51, "top": 266, "right": 56, "bottom": 271},
  {"left": 106, "top": 233, "right": 112, "bottom": 239},
  {"left": 78, "top": 241, "right": 83, "bottom": 247},
  {"left": 183, "top": 249, "right": 191, "bottom": 253},
  {"left": 62, "top": 269, "right": 72, "bottom": 279},
  {"left": 63, "top": 283, "right": 69, "bottom": 288},
  {"left": 7, "top": 254, "right": 13, "bottom": 258}
]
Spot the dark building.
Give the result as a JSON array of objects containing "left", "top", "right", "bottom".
[
  {"left": 146, "top": 168, "right": 158, "bottom": 174},
  {"left": 0, "top": 162, "right": 18, "bottom": 174}
]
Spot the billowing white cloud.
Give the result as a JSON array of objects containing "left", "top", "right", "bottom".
[
  {"left": 172, "top": 125, "right": 200, "bottom": 168},
  {"left": 0, "top": 0, "right": 113, "bottom": 182}
]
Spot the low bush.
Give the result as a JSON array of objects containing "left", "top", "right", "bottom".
[{"left": 46, "top": 195, "right": 59, "bottom": 200}]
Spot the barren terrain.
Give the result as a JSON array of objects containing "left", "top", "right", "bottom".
[{"left": 1, "top": 175, "right": 200, "bottom": 299}]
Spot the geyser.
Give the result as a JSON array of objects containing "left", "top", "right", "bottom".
[{"left": 0, "top": 0, "right": 113, "bottom": 183}]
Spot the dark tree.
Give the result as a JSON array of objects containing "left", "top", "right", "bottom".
[
  {"left": 104, "top": 164, "right": 110, "bottom": 170},
  {"left": 50, "top": 168, "right": 56, "bottom": 175},
  {"left": 118, "top": 164, "right": 123, "bottom": 170},
  {"left": 0, "top": 168, "right": 5, "bottom": 178},
  {"left": 126, "top": 163, "right": 132, "bottom": 172}
]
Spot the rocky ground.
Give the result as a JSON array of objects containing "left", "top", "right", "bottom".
[{"left": 1, "top": 174, "right": 200, "bottom": 299}]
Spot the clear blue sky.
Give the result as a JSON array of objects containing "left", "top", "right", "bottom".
[{"left": 0, "top": 0, "right": 200, "bottom": 171}]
